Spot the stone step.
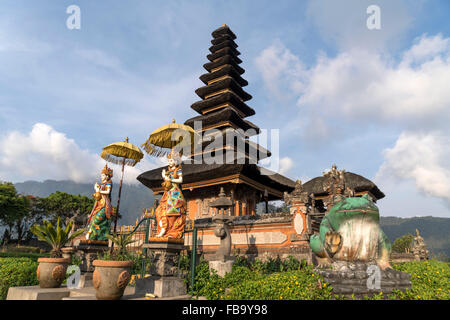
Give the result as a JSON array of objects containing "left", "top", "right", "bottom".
[
  {"left": 69, "top": 287, "right": 96, "bottom": 297},
  {"left": 7, "top": 286, "right": 70, "bottom": 300},
  {"left": 63, "top": 294, "right": 193, "bottom": 300}
]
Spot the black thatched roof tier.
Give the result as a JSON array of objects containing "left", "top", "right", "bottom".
[
  {"left": 207, "top": 47, "right": 242, "bottom": 63},
  {"left": 191, "top": 91, "right": 255, "bottom": 117},
  {"left": 211, "top": 34, "right": 235, "bottom": 46},
  {"left": 193, "top": 127, "right": 265, "bottom": 148},
  {"left": 200, "top": 65, "right": 248, "bottom": 87},
  {"left": 302, "top": 172, "right": 385, "bottom": 200},
  {"left": 209, "top": 40, "right": 238, "bottom": 54},
  {"left": 212, "top": 25, "right": 237, "bottom": 40},
  {"left": 204, "top": 57, "right": 244, "bottom": 75},
  {"left": 189, "top": 148, "right": 269, "bottom": 165},
  {"left": 137, "top": 163, "right": 295, "bottom": 198},
  {"left": 204, "top": 55, "right": 244, "bottom": 74},
  {"left": 188, "top": 131, "right": 271, "bottom": 162},
  {"left": 195, "top": 77, "right": 251, "bottom": 101},
  {"left": 184, "top": 107, "right": 260, "bottom": 133}
]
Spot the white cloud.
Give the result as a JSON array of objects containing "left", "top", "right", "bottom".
[
  {"left": 279, "top": 156, "right": 294, "bottom": 175},
  {"left": 256, "top": 33, "right": 450, "bottom": 209},
  {"left": 0, "top": 123, "right": 158, "bottom": 185},
  {"left": 376, "top": 131, "right": 450, "bottom": 203},
  {"left": 256, "top": 34, "right": 450, "bottom": 132},
  {"left": 298, "top": 35, "right": 450, "bottom": 125},
  {"left": 254, "top": 40, "right": 305, "bottom": 99}
]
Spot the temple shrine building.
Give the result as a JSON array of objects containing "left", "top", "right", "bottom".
[
  {"left": 138, "top": 24, "right": 295, "bottom": 220},
  {"left": 137, "top": 25, "right": 386, "bottom": 262}
]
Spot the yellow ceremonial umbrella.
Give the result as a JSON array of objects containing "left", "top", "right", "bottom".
[
  {"left": 141, "top": 119, "right": 198, "bottom": 157},
  {"left": 100, "top": 137, "right": 144, "bottom": 233}
]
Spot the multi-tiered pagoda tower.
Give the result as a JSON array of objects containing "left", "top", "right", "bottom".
[
  {"left": 184, "top": 24, "right": 267, "bottom": 164},
  {"left": 138, "top": 25, "right": 295, "bottom": 220}
]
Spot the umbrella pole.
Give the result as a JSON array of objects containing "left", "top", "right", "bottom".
[{"left": 114, "top": 158, "right": 125, "bottom": 234}]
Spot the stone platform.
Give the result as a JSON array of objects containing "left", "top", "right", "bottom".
[
  {"left": 7, "top": 286, "right": 72, "bottom": 300},
  {"left": 7, "top": 284, "right": 192, "bottom": 300},
  {"left": 315, "top": 261, "right": 411, "bottom": 299}
]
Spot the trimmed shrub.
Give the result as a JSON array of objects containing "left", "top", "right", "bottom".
[
  {"left": 0, "top": 257, "right": 39, "bottom": 300},
  {"left": 192, "top": 256, "right": 449, "bottom": 300},
  {"left": 387, "top": 259, "right": 450, "bottom": 300},
  {"left": 226, "top": 266, "right": 336, "bottom": 300},
  {"left": 192, "top": 257, "right": 335, "bottom": 300},
  {"left": 0, "top": 252, "right": 49, "bottom": 261}
]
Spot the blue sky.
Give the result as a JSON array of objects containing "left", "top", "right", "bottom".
[{"left": 0, "top": 0, "right": 449, "bottom": 218}]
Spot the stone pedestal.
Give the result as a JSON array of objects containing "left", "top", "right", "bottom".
[
  {"left": 72, "top": 240, "right": 109, "bottom": 273},
  {"left": 316, "top": 261, "right": 411, "bottom": 299},
  {"left": 137, "top": 240, "right": 186, "bottom": 298},
  {"left": 61, "top": 247, "right": 76, "bottom": 263},
  {"left": 135, "top": 276, "right": 186, "bottom": 298},
  {"left": 208, "top": 213, "right": 235, "bottom": 277},
  {"left": 209, "top": 260, "right": 234, "bottom": 277}
]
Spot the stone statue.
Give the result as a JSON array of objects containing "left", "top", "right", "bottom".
[
  {"left": 323, "top": 164, "right": 347, "bottom": 206},
  {"left": 412, "top": 229, "right": 429, "bottom": 261},
  {"left": 154, "top": 150, "right": 186, "bottom": 239},
  {"left": 310, "top": 194, "right": 392, "bottom": 270},
  {"left": 67, "top": 209, "right": 87, "bottom": 233},
  {"left": 86, "top": 165, "right": 114, "bottom": 241}
]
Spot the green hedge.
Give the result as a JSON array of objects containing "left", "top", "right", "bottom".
[
  {"left": 192, "top": 257, "right": 449, "bottom": 300},
  {"left": 0, "top": 252, "right": 49, "bottom": 261},
  {"left": 192, "top": 257, "right": 335, "bottom": 300},
  {"left": 0, "top": 257, "right": 39, "bottom": 300}
]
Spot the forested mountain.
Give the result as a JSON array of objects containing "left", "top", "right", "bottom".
[{"left": 380, "top": 216, "right": 450, "bottom": 259}]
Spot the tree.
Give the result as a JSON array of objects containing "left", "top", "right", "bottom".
[
  {"left": 0, "top": 182, "right": 30, "bottom": 244},
  {"left": 43, "top": 191, "right": 94, "bottom": 223},
  {"left": 392, "top": 234, "right": 414, "bottom": 253}
]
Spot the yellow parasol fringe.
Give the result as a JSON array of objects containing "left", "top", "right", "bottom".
[
  {"left": 141, "top": 120, "right": 198, "bottom": 157},
  {"left": 100, "top": 139, "right": 144, "bottom": 167}
]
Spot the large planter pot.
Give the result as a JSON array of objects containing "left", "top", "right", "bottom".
[
  {"left": 37, "top": 258, "right": 70, "bottom": 288},
  {"left": 92, "top": 260, "right": 133, "bottom": 300}
]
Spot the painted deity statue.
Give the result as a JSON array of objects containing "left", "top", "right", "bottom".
[
  {"left": 86, "top": 165, "right": 114, "bottom": 241},
  {"left": 154, "top": 150, "right": 187, "bottom": 239}
]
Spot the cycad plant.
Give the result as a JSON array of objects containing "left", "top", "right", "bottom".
[
  {"left": 30, "top": 217, "right": 84, "bottom": 258},
  {"left": 104, "top": 233, "right": 137, "bottom": 261}
]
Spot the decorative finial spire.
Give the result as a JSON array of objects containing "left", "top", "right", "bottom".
[
  {"left": 172, "top": 118, "right": 176, "bottom": 124},
  {"left": 125, "top": 137, "right": 129, "bottom": 143}
]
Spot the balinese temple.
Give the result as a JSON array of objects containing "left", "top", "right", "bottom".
[
  {"left": 138, "top": 25, "right": 295, "bottom": 220},
  {"left": 136, "top": 26, "right": 386, "bottom": 263}
]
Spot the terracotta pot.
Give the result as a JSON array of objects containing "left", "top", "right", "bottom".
[
  {"left": 37, "top": 258, "right": 70, "bottom": 288},
  {"left": 92, "top": 260, "right": 133, "bottom": 300}
]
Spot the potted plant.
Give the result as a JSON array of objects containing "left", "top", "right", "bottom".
[
  {"left": 30, "top": 217, "right": 84, "bottom": 288},
  {"left": 92, "top": 232, "right": 136, "bottom": 300}
]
